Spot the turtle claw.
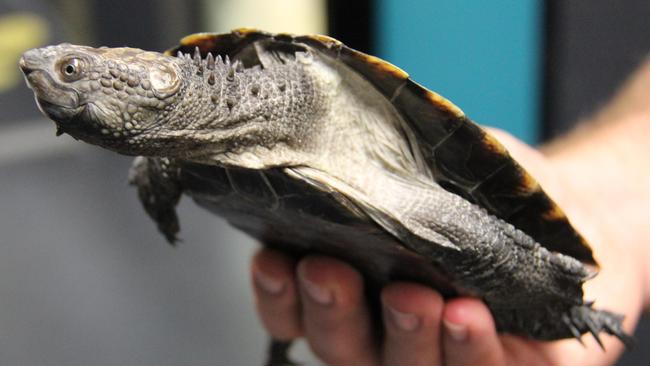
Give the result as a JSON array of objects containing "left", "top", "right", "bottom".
[
  {"left": 163, "top": 230, "right": 182, "bottom": 246},
  {"left": 584, "top": 316, "right": 605, "bottom": 350},
  {"left": 157, "top": 210, "right": 181, "bottom": 246},
  {"left": 562, "top": 313, "right": 584, "bottom": 345},
  {"left": 265, "top": 339, "right": 299, "bottom": 366},
  {"left": 565, "top": 305, "right": 634, "bottom": 349}
]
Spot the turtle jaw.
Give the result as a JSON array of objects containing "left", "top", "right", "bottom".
[
  {"left": 25, "top": 70, "right": 84, "bottom": 130},
  {"left": 21, "top": 51, "right": 84, "bottom": 125}
]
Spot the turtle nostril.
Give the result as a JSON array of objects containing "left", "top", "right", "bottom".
[
  {"left": 19, "top": 57, "right": 33, "bottom": 75},
  {"left": 19, "top": 49, "right": 44, "bottom": 75},
  {"left": 18, "top": 57, "right": 32, "bottom": 75}
]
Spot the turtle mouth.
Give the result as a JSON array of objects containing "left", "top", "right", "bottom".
[
  {"left": 24, "top": 69, "right": 81, "bottom": 109},
  {"left": 35, "top": 97, "right": 82, "bottom": 117},
  {"left": 23, "top": 69, "right": 85, "bottom": 125},
  {"left": 32, "top": 98, "right": 85, "bottom": 134}
]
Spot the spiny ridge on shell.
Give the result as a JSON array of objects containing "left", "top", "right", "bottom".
[
  {"left": 193, "top": 46, "right": 201, "bottom": 65},
  {"left": 176, "top": 48, "right": 249, "bottom": 78},
  {"left": 206, "top": 53, "right": 215, "bottom": 70}
]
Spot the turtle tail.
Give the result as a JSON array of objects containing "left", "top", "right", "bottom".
[{"left": 563, "top": 304, "right": 634, "bottom": 349}]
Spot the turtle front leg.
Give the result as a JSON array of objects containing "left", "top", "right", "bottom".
[{"left": 128, "top": 156, "right": 182, "bottom": 244}]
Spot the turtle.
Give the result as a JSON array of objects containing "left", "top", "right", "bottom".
[{"left": 20, "top": 28, "right": 631, "bottom": 365}]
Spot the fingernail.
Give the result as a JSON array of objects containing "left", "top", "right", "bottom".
[
  {"left": 253, "top": 269, "right": 285, "bottom": 295},
  {"left": 299, "top": 275, "right": 333, "bottom": 305},
  {"left": 443, "top": 319, "right": 468, "bottom": 342},
  {"left": 386, "top": 305, "right": 420, "bottom": 332}
]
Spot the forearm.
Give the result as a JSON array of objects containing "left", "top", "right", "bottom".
[{"left": 542, "top": 61, "right": 650, "bottom": 309}]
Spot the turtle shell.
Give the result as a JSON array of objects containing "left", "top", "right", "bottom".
[{"left": 167, "top": 28, "right": 595, "bottom": 266}]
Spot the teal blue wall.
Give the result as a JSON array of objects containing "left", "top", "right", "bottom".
[{"left": 376, "top": 1, "right": 542, "bottom": 143}]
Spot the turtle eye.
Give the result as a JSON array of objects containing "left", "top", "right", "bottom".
[{"left": 59, "top": 57, "right": 84, "bottom": 81}]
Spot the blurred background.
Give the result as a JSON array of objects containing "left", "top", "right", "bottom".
[{"left": 0, "top": 0, "right": 648, "bottom": 365}]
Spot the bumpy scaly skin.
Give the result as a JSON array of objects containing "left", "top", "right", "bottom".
[
  {"left": 21, "top": 44, "right": 323, "bottom": 162},
  {"left": 21, "top": 42, "right": 631, "bottom": 365},
  {"left": 137, "top": 52, "right": 324, "bottom": 164}
]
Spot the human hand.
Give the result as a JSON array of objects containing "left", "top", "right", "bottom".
[{"left": 249, "top": 129, "right": 643, "bottom": 366}]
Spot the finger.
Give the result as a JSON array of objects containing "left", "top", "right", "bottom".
[
  {"left": 381, "top": 283, "right": 444, "bottom": 366},
  {"left": 297, "top": 256, "right": 379, "bottom": 366},
  {"left": 442, "top": 298, "right": 505, "bottom": 366},
  {"left": 250, "top": 248, "right": 302, "bottom": 340}
]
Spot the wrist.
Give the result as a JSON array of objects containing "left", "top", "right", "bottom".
[{"left": 543, "top": 114, "right": 650, "bottom": 310}]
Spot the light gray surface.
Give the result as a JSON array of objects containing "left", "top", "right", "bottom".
[{"left": 0, "top": 127, "right": 314, "bottom": 365}]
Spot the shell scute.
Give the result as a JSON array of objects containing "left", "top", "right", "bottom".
[
  {"left": 393, "top": 80, "right": 465, "bottom": 146},
  {"left": 339, "top": 47, "right": 408, "bottom": 98},
  {"left": 432, "top": 121, "right": 511, "bottom": 189}
]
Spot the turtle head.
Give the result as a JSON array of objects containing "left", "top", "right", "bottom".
[{"left": 20, "top": 44, "right": 185, "bottom": 155}]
